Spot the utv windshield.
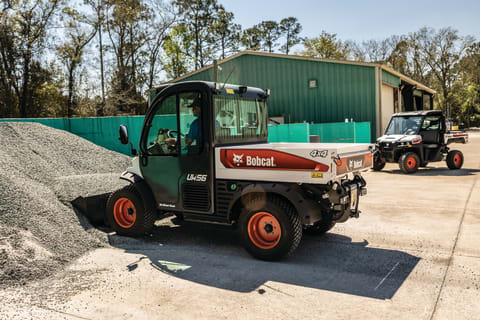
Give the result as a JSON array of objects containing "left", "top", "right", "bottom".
[
  {"left": 385, "top": 116, "right": 423, "bottom": 135},
  {"left": 214, "top": 96, "right": 268, "bottom": 143}
]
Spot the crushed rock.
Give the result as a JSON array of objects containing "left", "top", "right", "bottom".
[{"left": 0, "top": 122, "right": 130, "bottom": 288}]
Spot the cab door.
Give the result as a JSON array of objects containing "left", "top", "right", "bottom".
[{"left": 139, "top": 86, "right": 213, "bottom": 214}]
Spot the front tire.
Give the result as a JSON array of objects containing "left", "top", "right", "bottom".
[
  {"left": 373, "top": 153, "right": 386, "bottom": 171},
  {"left": 239, "top": 195, "right": 302, "bottom": 261},
  {"left": 399, "top": 152, "right": 420, "bottom": 174},
  {"left": 446, "top": 150, "right": 464, "bottom": 169},
  {"left": 106, "top": 184, "right": 157, "bottom": 237}
]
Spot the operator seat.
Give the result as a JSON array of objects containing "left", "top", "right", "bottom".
[{"left": 420, "top": 119, "right": 440, "bottom": 148}]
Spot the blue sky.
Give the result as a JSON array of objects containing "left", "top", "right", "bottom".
[{"left": 221, "top": 0, "right": 480, "bottom": 42}]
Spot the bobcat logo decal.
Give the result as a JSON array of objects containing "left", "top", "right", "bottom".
[
  {"left": 232, "top": 153, "right": 244, "bottom": 166},
  {"left": 347, "top": 158, "right": 364, "bottom": 170}
]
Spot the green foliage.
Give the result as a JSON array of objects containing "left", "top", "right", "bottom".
[
  {"left": 27, "top": 62, "right": 66, "bottom": 118},
  {"left": 241, "top": 25, "right": 262, "bottom": 51},
  {"left": 301, "top": 31, "right": 351, "bottom": 59},
  {"left": 257, "top": 20, "right": 280, "bottom": 53},
  {"left": 0, "top": 0, "right": 61, "bottom": 118},
  {"left": 162, "top": 24, "right": 191, "bottom": 79},
  {"left": 0, "top": 0, "right": 477, "bottom": 126},
  {"left": 173, "top": 0, "right": 219, "bottom": 70},
  {"left": 210, "top": 5, "right": 241, "bottom": 59},
  {"left": 279, "top": 17, "right": 302, "bottom": 55}
]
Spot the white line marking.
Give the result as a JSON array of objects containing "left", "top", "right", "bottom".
[{"left": 374, "top": 262, "right": 400, "bottom": 291}]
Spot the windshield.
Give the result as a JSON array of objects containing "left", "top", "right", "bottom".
[
  {"left": 385, "top": 116, "right": 423, "bottom": 135},
  {"left": 214, "top": 96, "right": 268, "bottom": 143}
]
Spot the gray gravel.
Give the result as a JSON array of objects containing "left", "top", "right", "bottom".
[{"left": 0, "top": 122, "right": 131, "bottom": 288}]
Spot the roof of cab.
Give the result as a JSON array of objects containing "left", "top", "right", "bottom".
[
  {"left": 392, "top": 110, "right": 443, "bottom": 117},
  {"left": 151, "top": 81, "right": 268, "bottom": 101}
]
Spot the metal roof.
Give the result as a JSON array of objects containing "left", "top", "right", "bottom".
[
  {"left": 392, "top": 110, "right": 443, "bottom": 117},
  {"left": 152, "top": 51, "right": 436, "bottom": 95}
]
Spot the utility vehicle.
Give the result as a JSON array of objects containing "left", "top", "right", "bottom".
[
  {"left": 374, "top": 110, "right": 468, "bottom": 174},
  {"left": 104, "top": 81, "right": 373, "bottom": 260}
]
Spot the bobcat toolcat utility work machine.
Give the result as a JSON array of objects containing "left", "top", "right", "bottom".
[{"left": 79, "top": 81, "right": 374, "bottom": 260}]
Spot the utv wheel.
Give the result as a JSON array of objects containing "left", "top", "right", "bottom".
[
  {"left": 447, "top": 150, "right": 464, "bottom": 170},
  {"left": 373, "top": 154, "right": 386, "bottom": 171},
  {"left": 304, "top": 218, "right": 336, "bottom": 235},
  {"left": 239, "top": 195, "right": 302, "bottom": 261},
  {"left": 106, "top": 184, "right": 157, "bottom": 237},
  {"left": 399, "top": 152, "right": 420, "bottom": 174}
]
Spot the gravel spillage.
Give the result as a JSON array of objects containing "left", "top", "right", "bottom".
[{"left": 0, "top": 122, "right": 131, "bottom": 288}]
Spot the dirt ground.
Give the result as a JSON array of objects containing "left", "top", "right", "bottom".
[{"left": 1, "top": 132, "right": 479, "bottom": 320}]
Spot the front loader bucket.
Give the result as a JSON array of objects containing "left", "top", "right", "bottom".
[{"left": 71, "top": 193, "right": 111, "bottom": 228}]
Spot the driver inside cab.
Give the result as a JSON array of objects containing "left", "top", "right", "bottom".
[
  {"left": 164, "top": 98, "right": 202, "bottom": 148},
  {"left": 185, "top": 100, "right": 202, "bottom": 146}
]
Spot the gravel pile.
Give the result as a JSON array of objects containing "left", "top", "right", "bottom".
[{"left": 0, "top": 122, "right": 130, "bottom": 288}]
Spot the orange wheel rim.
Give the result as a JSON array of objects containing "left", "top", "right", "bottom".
[
  {"left": 247, "top": 212, "right": 282, "bottom": 249},
  {"left": 113, "top": 198, "right": 136, "bottom": 228},
  {"left": 406, "top": 157, "right": 416, "bottom": 169},
  {"left": 453, "top": 154, "right": 461, "bottom": 165}
]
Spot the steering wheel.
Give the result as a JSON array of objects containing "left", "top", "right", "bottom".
[{"left": 167, "top": 130, "right": 185, "bottom": 138}]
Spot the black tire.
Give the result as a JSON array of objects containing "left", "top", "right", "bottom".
[
  {"left": 238, "top": 195, "right": 302, "bottom": 261},
  {"left": 373, "top": 153, "right": 386, "bottom": 171},
  {"left": 304, "top": 218, "right": 336, "bottom": 235},
  {"left": 106, "top": 183, "right": 157, "bottom": 237},
  {"left": 446, "top": 150, "right": 464, "bottom": 169},
  {"left": 399, "top": 152, "right": 420, "bottom": 174}
]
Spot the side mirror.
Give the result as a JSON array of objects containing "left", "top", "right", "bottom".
[{"left": 119, "top": 125, "right": 129, "bottom": 145}]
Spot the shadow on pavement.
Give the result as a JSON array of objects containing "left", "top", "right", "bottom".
[
  {"left": 377, "top": 167, "right": 480, "bottom": 176},
  {"left": 108, "top": 219, "right": 420, "bottom": 300}
]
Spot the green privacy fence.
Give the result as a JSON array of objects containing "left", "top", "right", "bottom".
[
  {"left": 268, "top": 122, "right": 371, "bottom": 143},
  {"left": 267, "top": 123, "right": 311, "bottom": 143},
  {"left": 0, "top": 116, "right": 145, "bottom": 155},
  {"left": 0, "top": 117, "right": 371, "bottom": 155},
  {"left": 309, "top": 122, "right": 371, "bottom": 143}
]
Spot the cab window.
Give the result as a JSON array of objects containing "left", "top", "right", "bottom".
[
  {"left": 422, "top": 116, "right": 441, "bottom": 131},
  {"left": 214, "top": 96, "right": 267, "bottom": 142},
  {"left": 144, "top": 90, "right": 206, "bottom": 156},
  {"left": 145, "top": 95, "right": 178, "bottom": 156}
]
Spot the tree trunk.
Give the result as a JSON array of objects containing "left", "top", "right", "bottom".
[
  {"left": 222, "top": 37, "right": 225, "bottom": 60},
  {"left": 98, "top": 11, "right": 105, "bottom": 116},
  {"left": 19, "top": 51, "right": 30, "bottom": 118},
  {"left": 67, "top": 61, "right": 75, "bottom": 118}
]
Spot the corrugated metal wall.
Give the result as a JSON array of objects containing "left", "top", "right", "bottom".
[{"left": 177, "top": 53, "right": 378, "bottom": 140}]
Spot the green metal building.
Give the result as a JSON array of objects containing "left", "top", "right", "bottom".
[{"left": 150, "top": 51, "right": 436, "bottom": 140}]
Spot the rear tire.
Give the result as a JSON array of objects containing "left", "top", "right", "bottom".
[
  {"left": 399, "top": 152, "right": 420, "bottom": 174},
  {"left": 446, "top": 150, "right": 464, "bottom": 169},
  {"left": 239, "top": 195, "right": 302, "bottom": 261},
  {"left": 106, "top": 184, "right": 157, "bottom": 237}
]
